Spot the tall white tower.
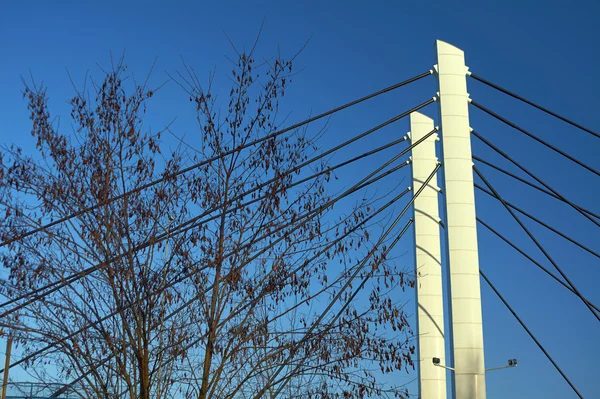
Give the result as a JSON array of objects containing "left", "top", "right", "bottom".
[
  {"left": 435, "top": 40, "right": 486, "bottom": 399},
  {"left": 410, "top": 112, "right": 447, "bottom": 399}
]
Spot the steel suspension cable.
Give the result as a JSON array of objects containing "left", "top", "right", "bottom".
[
  {"left": 473, "top": 155, "right": 600, "bottom": 221},
  {"left": 472, "top": 130, "right": 600, "bottom": 229},
  {"left": 471, "top": 100, "right": 600, "bottom": 177},
  {"left": 475, "top": 184, "right": 600, "bottom": 259},
  {"left": 474, "top": 166, "right": 600, "bottom": 322},
  {"left": 1, "top": 72, "right": 434, "bottom": 248},
  {"left": 477, "top": 218, "right": 600, "bottom": 313},
  {"left": 480, "top": 270, "right": 584, "bottom": 399},
  {"left": 469, "top": 73, "right": 600, "bottom": 140}
]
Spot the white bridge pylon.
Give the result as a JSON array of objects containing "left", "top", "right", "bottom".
[
  {"left": 409, "top": 112, "right": 447, "bottom": 399},
  {"left": 410, "top": 40, "right": 487, "bottom": 399}
]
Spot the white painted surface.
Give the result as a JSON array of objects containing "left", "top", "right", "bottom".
[
  {"left": 435, "top": 40, "right": 486, "bottom": 399},
  {"left": 410, "top": 112, "right": 447, "bottom": 399}
]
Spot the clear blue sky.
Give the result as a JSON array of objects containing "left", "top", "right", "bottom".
[{"left": 1, "top": 1, "right": 599, "bottom": 398}]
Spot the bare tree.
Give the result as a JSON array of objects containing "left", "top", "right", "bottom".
[{"left": 0, "top": 44, "right": 416, "bottom": 399}]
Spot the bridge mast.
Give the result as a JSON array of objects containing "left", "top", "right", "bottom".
[
  {"left": 435, "top": 40, "right": 486, "bottom": 399},
  {"left": 410, "top": 112, "right": 447, "bottom": 399}
]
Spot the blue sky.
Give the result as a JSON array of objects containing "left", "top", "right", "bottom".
[{"left": 1, "top": 1, "right": 599, "bottom": 398}]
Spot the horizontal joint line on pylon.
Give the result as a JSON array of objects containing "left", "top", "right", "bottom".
[
  {"left": 454, "top": 347, "right": 484, "bottom": 351},
  {"left": 437, "top": 71, "right": 468, "bottom": 75},
  {"left": 451, "top": 298, "right": 484, "bottom": 301}
]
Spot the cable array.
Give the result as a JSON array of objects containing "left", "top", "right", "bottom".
[
  {"left": 1, "top": 67, "right": 435, "bottom": 394},
  {"left": 472, "top": 130, "right": 600, "bottom": 229},
  {"left": 2, "top": 127, "right": 435, "bottom": 381},
  {"left": 474, "top": 166, "right": 599, "bottom": 321},
  {"left": 44, "top": 157, "right": 432, "bottom": 397},
  {"left": 475, "top": 183, "right": 600, "bottom": 259},
  {"left": 471, "top": 100, "right": 600, "bottom": 177},
  {"left": 256, "top": 163, "right": 440, "bottom": 398},
  {"left": 1, "top": 71, "right": 433, "bottom": 248},
  {"left": 473, "top": 155, "right": 600, "bottom": 221},
  {"left": 476, "top": 217, "right": 600, "bottom": 313},
  {"left": 467, "top": 75, "right": 598, "bottom": 397},
  {"left": 0, "top": 103, "right": 436, "bottom": 317},
  {"left": 469, "top": 72, "right": 599, "bottom": 139},
  {"left": 480, "top": 270, "right": 584, "bottom": 399},
  {"left": 3, "top": 183, "right": 414, "bottom": 375}
]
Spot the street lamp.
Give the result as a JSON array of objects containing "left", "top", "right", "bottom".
[
  {"left": 486, "top": 358, "right": 518, "bottom": 372},
  {"left": 432, "top": 357, "right": 518, "bottom": 373}
]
